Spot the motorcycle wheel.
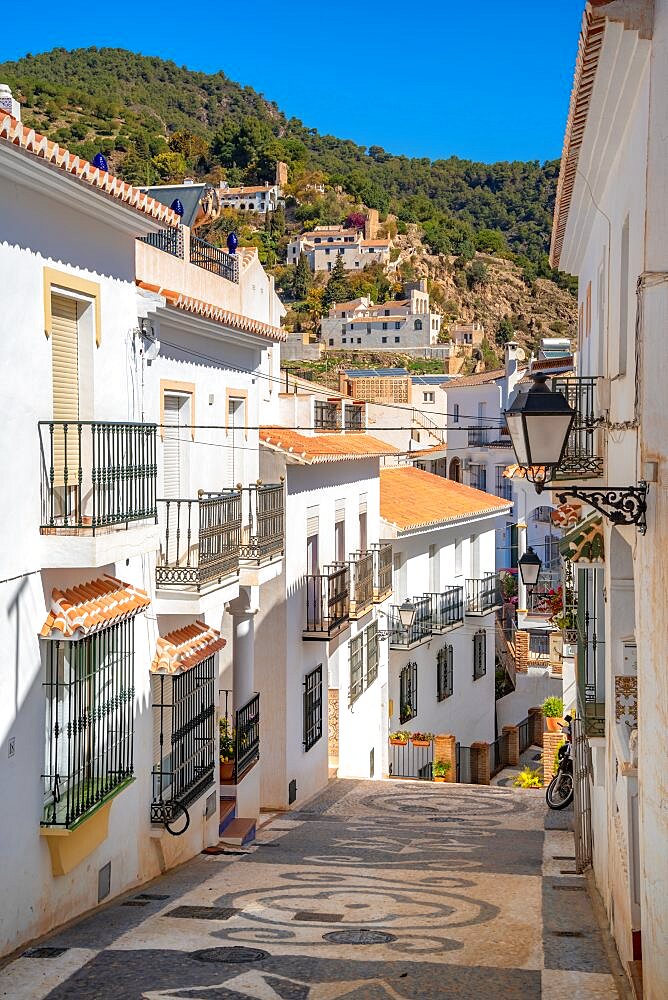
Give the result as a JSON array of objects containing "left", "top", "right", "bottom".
[{"left": 546, "top": 772, "right": 574, "bottom": 810}]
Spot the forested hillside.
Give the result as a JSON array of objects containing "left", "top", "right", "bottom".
[{"left": 1, "top": 47, "right": 566, "bottom": 281}]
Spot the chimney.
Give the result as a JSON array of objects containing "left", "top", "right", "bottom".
[
  {"left": 505, "top": 341, "right": 521, "bottom": 378},
  {"left": 0, "top": 84, "right": 21, "bottom": 121}
]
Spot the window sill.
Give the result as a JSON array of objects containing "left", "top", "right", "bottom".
[{"left": 40, "top": 777, "right": 134, "bottom": 876}]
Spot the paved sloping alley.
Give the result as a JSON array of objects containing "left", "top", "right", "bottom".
[{"left": 0, "top": 779, "right": 625, "bottom": 999}]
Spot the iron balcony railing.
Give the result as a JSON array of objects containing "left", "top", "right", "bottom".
[
  {"left": 388, "top": 595, "right": 432, "bottom": 648},
  {"left": 371, "top": 542, "right": 393, "bottom": 601},
  {"left": 518, "top": 716, "right": 531, "bottom": 754},
  {"left": 424, "top": 586, "right": 464, "bottom": 631},
  {"left": 220, "top": 690, "right": 260, "bottom": 783},
  {"left": 156, "top": 490, "right": 241, "bottom": 590},
  {"left": 39, "top": 420, "right": 157, "bottom": 533},
  {"left": 344, "top": 403, "right": 364, "bottom": 432},
  {"left": 304, "top": 563, "right": 350, "bottom": 638},
  {"left": 138, "top": 226, "right": 184, "bottom": 258},
  {"left": 490, "top": 731, "right": 510, "bottom": 777},
  {"left": 466, "top": 575, "right": 501, "bottom": 615},
  {"left": 468, "top": 427, "right": 489, "bottom": 446},
  {"left": 551, "top": 376, "right": 604, "bottom": 480},
  {"left": 314, "top": 400, "right": 340, "bottom": 431},
  {"left": 190, "top": 234, "right": 239, "bottom": 283},
  {"left": 345, "top": 550, "right": 374, "bottom": 618},
  {"left": 239, "top": 483, "right": 285, "bottom": 563}
]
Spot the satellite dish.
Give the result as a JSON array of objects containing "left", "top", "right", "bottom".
[{"left": 516, "top": 348, "right": 526, "bottom": 361}]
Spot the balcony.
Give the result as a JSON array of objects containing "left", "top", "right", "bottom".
[
  {"left": 466, "top": 575, "right": 501, "bottom": 615},
  {"left": 388, "top": 595, "right": 432, "bottom": 649},
  {"left": 345, "top": 550, "right": 374, "bottom": 619},
  {"left": 371, "top": 542, "right": 393, "bottom": 602},
  {"left": 190, "top": 234, "right": 239, "bottom": 283},
  {"left": 468, "top": 428, "right": 489, "bottom": 446},
  {"left": 238, "top": 483, "right": 285, "bottom": 584},
  {"left": 38, "top": 420, "right": 158, "bottom": 566},
  {"left": 424, "top": 586, "right": 464, "bottom": 631},
  {"left": 219, "top": 690, "right": 260, "bottom": 785},
  {"left": 551, "top": 376, "right": 604, "bottom": 480},
  {"left": 303, "top": 564, "right": 350, "bottom": 640},
  {"left": 138, "top": 226, "right": 184, "bottom": 259},
  {"left": 156, "top": 491, "right": 241, "bottom": 596}
]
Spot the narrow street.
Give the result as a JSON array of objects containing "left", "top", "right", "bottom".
[{"left": 1, "top": 779, "right": 625, "bottom": 1000}]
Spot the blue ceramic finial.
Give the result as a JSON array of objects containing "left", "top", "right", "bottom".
[
  {"left": 170, "top": 198, "right": 184, "bottom": 217},
  {"left": 226, "top": 231, "right": 238, "bottom": 254},
  {"left": 92, "top": 152, "right": 108, "bottom": 172}
]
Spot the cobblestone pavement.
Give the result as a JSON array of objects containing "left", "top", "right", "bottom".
[{"left": 0, "top": 779, "right": 625, "bottom": 999}]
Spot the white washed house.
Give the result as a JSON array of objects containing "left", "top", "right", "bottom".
[
  {"left": 548, "top": 2, "right": 668, "bottom": 992},
  {"left": 0, "top": 101, "right": 285, "bottom": 956},
  {"left": 379, "top": 468, "right": 511, "bottom": 752}
]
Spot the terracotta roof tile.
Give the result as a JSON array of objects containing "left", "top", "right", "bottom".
[
  {"left": 360, "top": 240, "right": 391, "bottom": 247},
  {"left": 260, "top": 427, "right": 398, "bottom": 463},
  {"left": 0, "top": 113, "right": 179, "bottom": 226},
  {"left": 136, "top": 283, "right": 286, "bottom": 342},
  {"left": 40, "top": 576, "right": 150, "bottom": 639},
  {"left": 151, "top": 621, "right": 227, "bottom": 675},
  {"left": 380, "top": 467, "right": 511, "bottom": 531},
  {"left": 447, "top": 368, "right": 508, "bottom": 388}
]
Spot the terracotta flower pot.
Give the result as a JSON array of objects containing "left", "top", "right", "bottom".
[
  {"left": 390, "top": 738, "right": 408, "bottom": 746},
  {"left": 411, "top": 739, "right": 430, "bottom": 747},
  {"left": 545, "top": 716, "right": 561, "bottom": 733},
  {"left": 433, "top": 776, "right": 446, "bottom": 782},
  {"left": 219, "top": 761, "right": 235, "bottom": 782}
]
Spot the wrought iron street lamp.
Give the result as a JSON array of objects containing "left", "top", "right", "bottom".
[
  {"left": 504, "top": 373, "right": 648, "bottom": 532},
  {"left": 376, "top": 599, "right": 418, "bottom": 639},
  {"left": 518, "top": 547, "right": 542, "bottom": 589}
]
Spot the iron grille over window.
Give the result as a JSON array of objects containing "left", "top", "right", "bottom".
[
  {"left": 303, "top": 665, "right": 323, "bottom": 751},
  {"left": 43, "top": 620, "right": 135, "bottom": 828},
  {"left": 495, "top": 466, "right": 513, "bottom": 501},
  {"left": 349, "top": 634, "right": 364, "bottom": 705},
  {"left": 469, "top": 464, "right": 487, "bottom": 492},
  {"left": 151, "top": 657, "right": 215, "bottom": 824},
  {"left": 366, "top": 621, "right": 379, "bottom": 686},
  {"left": 314, "top": 400, "right": 339, "bottom": 431},
  {"left": 399, "top": 662, "right": 418, "bottom": 723},
  {"left": 473, "top": 630, "right": 487, "bottom": 680},
  {"left": 437, "top": 644, "right": 454, "bottom": 700}
]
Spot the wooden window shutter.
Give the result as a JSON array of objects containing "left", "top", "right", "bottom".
[{"left": 51, "top": 294, "right": 79, "bottom": 487}]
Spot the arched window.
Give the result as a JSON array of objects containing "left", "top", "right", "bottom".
[
  {"left": 414, "top": 318, "right": 423, "bottom": 331},
  {"left": 449, "top": 458, "right": 461, "bottom": 483}
]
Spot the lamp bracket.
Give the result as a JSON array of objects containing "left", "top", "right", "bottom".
[{"left": 548, "top": 481, "right": 648, "bottom": 534}]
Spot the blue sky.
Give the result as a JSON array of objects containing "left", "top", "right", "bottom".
[{"left": 2, "top": 0, "right": 584, "bottom": 163}]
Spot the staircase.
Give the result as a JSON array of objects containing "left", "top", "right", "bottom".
[
  {"left": 209, "top": 797, "right": 257, "bottom": 849},
  {"left": 411, "top": 408, "right": 446, "bottom": 446}
]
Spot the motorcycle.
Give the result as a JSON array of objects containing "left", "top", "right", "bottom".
[{"left": 546, "top": 714, "right": 574, "bottom": 810}]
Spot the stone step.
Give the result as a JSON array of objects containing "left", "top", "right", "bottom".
[
  {"left": 218, "top": 799, "right": 236, "bottom": 837},
  {"left": 219, "top": 818, "right": 256, "bottom": 847}
]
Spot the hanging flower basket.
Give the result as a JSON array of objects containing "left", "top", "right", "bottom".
[
  {"left": 410, "top": 732, "right": 434, "bottom": 748},
  {"left": 390, "top": 737, "right": 408, "bottom": 746},
  {"left": 389, "top": 730, "right": 410, "bottom": 746}
]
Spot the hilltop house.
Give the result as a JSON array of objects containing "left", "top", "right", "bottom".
[
  {"left": 287, "top": 225, "right": 391, "bottom": 272},
  {"left": 321, "top": 281, "right": 441, "bottom": 350}
]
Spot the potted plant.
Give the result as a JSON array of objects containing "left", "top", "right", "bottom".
[
  {"left": 512, "top": 766, "right": 543, "bottom": 789},
  {"left": 219, "top": 717, "right": 235, "bottom": 781},
  {"left": 389, "top": 730, "right": 410, "bottom": 746},
  {"left": 410, "top": 731, "right": 434, "bottom": 747},
  {"left": 542, "top": 696, "right": 564, "bottom": 733},
  {"left": 432, "top": 759, "right": 451, "bottom": 782}
]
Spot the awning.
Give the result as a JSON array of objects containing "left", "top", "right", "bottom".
[
  {"left": 559, "top": 513, "right": 604, "bottom": 563},
  {"left": 40, "top": 576, "right": 150, "bottom": 639},
  {"left": 151, "top": 621, "right": 227, "bottom": 675}
]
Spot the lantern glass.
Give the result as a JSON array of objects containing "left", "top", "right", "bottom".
[
  {"left": 504, "top": 376, "right": 575, "bottom": 470},
  {"left": 398, "top": 600, "right": 417, "bottom": 629},
  {"left": 518, "top": 547, "right": 542, "bottom": 588}
]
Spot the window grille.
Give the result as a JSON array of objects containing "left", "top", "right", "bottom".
[
  {"left": 303, "top": 665, "right": 323, "bottom": 751},
  {"left": 495, "top": 466, "right": 513, "bottom": 501},
  {"left": 151, "top": 657, "right": 215, "bottom": 823},
  {"left": 473, "top": 630, "right": 487, "bottom": 680},
  {"left": 366, "top": 621, "right": 379, "bottom": 686},
  {"left": 349, "top": 634, "right": 364, "bottom": 705},
  {"left": 437, "top": 644, "right": 454, "bottom": 701},
  {"left": 43, "top": 620, "right": 135, "bottom": 828},
  {"left": 399, "top": 662, "right": 418, "bottom": 723}
]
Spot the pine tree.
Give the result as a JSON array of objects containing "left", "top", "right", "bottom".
[
  {"left": 322, "top": 254, "right": 349, "bottom": 310},
  {"left": 293, "top": 252, "right": 312, "bottom": 300}
]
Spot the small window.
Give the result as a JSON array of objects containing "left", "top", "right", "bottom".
[
  {"left": 399, "top": 662, "right": 418, "bottom": 723},
  {"left": 423, "top": 392, "right": 435, "bottom": 403},
  {"left": 303, "top": 665, "right": 323, "bottom": 751},
  {"left": 382, "top": 322, "right": 388, "bottom": 330},
  {"left": 395, "top": 322, "right": 401, "bottom": 330},
  {"left": 342, "top": 338, "right": 347, "bottom": 344},
  {"left": 414, "top": 318, "right": 423, "bottom": 331},
  {"left": 473, "top": 630, "right": 486, "bottom": 680},
  {"left": 394, "top": 337, "right": 400, "bottom": 343},
  {"left": 382, "top": 336, "right": 387, "bottom": 344},
  {"left": 453, "top": 403, "right": 460, "bottom": 424},
  {"left": 329, "top": 339, "right": 334, "bottom": 347},
  {"left": 437, "top": 644, "right": 453, "bottom": 701},
  {"left": 357, "top": 338, "right": 362, "bottom": 344},
  {"left": 384, "top": 309, "right": 390, "bottom": 316}
]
